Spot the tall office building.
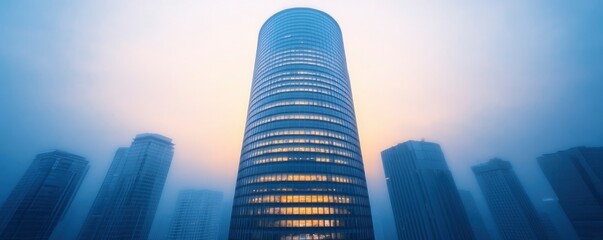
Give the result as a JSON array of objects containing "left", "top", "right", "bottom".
[
  {"left": 381, "top": 141, "right": 474, "bottom": 240},
  {"left": 472, "top": 158, "right": 547, "bottom": 240},
  {"left": 0, "top": 150, "right": 89, "bottom": 240},
  {"left": 458, "top": 190, "right": 492, "bottom": 240},
  {"left": 79, "top": 133, "right": 174, "bottom": 239},
  {"left": 219, "top": 201, "right": 233, "bottom": 240},
  {"left": 168, "top": 190, "right": 223, "bottom": 240},
  {"left": 540, "top": 197, "right": 580, "bottom": 240},
  {"left": 229, "top": 8, "right": 374, "bottom": 239},
  {"left": 539, "top": 213, "right": 561, "bottom": 240},
  {"left": 538, "top": 146, "right": 603, "bottom": 240}
]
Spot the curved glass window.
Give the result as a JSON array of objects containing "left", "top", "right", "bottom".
[{"left": 230, "top": 8, "right": 374, "bottom": 240}]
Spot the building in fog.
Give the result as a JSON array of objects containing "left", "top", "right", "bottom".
[
  {"left": 0, "top": 150, "right": 89, "bottom": 239},
  {"left": 78, "top": 133, "right": 174, "bottom": 240},
  {"left": 458, "top": 190, "right": 492, "bottom": 240},
  {"left": 539, "top": 213, "right": 561, "bottom": 240},
  {"left": 381, "top": 141, "right": 474, "bottom": 240},
  {"left": 229, "top": 8, "right": 374, "bottom": 239},
  {"left": 168, "top": 189, "right": 223, "bottom": 240},
  {"left": 218, "top": 201, "right": 232, "bottom": 240},
  {"left": 539, "top": 197, "right": 580, "bottom": 240},
  {"left": 472, "top": 158, "right": 547, "bottom": 240},
  {"left": 538, "top": 146, "right": 603, "bottom": 240}
]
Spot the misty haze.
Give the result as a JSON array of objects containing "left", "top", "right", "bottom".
[{"left": 1, "top": 1, "right": 602, "bottom": 240}]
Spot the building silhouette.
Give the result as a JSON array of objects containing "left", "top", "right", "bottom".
[
  {"left": 0, "top": 150, "right": 89, "bottom": 240},
  {"left": 218, "top": 201, "right": 233, "bottom": 240},
  {"left": 472, "top": 158, "right": 547, "bottom": 240},
  {"left": 381, "top": 141, "right": 474, "bottom": 240},
  {"left": 539, "top": 197, "right": 580, "bottom": 240},
  {"left": 458, "top": 190, "right": 492, "bottom": 240},
  {"left": 229, "top": 8, "right": 374, "bottom": 239},
  {"left": 78, "top": 133, "right": 174, "bottom": 240},
  {"left": 539, "top": 212, "right": 561, "bottom": 240},
  {"left": 168, "top": 189, "right": 223, "bottom": 240},
  {"left": 538, "top": 146, "right": 603, "bottom": 240}
]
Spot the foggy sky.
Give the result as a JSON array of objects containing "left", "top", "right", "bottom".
[{"left": 1, "top": 1, "right": 602, "bottom": 239}]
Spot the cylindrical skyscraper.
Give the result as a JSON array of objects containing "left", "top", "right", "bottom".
[{"left": 230, "top": 8, "right": 374, "bottom": 240}]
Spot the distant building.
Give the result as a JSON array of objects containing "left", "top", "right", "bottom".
[
  {"left": 0, "top": 150, "right": 89, "bottom": 239},
  {"left": 168, "top": 190, "right": 223, "bottom": 240},
  {"left": 539, "top": 197, "right": 580, "bottom": 240},
  {"left": 539, "top": 212, "right": 561, "bottom": 240},
  {"left": 381, "top": 140, "right": 475, "bottom": 240},
  {"left": 538, "top": 146, "right": 603, "bottom": 240},
  {"left": 218, "top": 201, "right": 232, "bottom": 240},
  {"left": 458, "top": 190, "right": 492, "bottom": 240},
  {"left": 78, "top": 133, "right": 174, "bottom": 239},
  {"left": 472, "top": 158, "right": 547, "bottom": 240}
]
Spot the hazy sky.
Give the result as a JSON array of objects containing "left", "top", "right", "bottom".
[{"left": 1, "top": 1, "right": 602, "bottom": 239}]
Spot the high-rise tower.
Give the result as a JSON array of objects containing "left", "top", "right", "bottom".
[
  {"left": 78, "top": 133, "right": 174, "bottom": 240},
  {"left": 472, "top": 158, "right": 547, "bottom": 240},
  {"left": 458, "top": 190, "right": 492, "bottom": 240},
  {"left": 0, "top": 150, "right": 89, "bottom": 240},
  {"left": 381, "top": 141, "right": 475, "bottom": 240},
  {"left": 168, "top": 189, "right": 223, "bottom": 240},
  {"left": 538, "top": 146, "right": 603, "bottom": 240},
  {"left": 229, "top": 8, "right": 374, "bottom": 240}
]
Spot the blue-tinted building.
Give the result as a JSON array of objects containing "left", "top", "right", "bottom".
[
  {"left": 458, "top": 190, "right": 492, "bottom": 240},
  {"left": 219, "top": 201, "right": 233, "bottom": 240},
  {"left": 229, "top": 8, "right": 374, "bottom": 240},
  {"left": 539, "top": 212, "right": 561, "bottom": 240},
  {"left": 168, "top": 189, "right": 223, "bottom": 240},
  {"left": 381, "top": 141, "right": 475, "bottom": 240},
  {"left": 472, "top": 158, "right": 547, "bottom": 240},
  {"left": 78, "top": 133, "right": 174, "bottom": 239},
  {"left": 0, "top": 150, "right": 89, "bottom": 240},
  {"left": 538, "top": 146, "right": 603, "bottom": 240}
]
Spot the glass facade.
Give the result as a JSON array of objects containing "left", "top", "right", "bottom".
[
  {"left": 459, "top": 190, "right": 492, "bottom": 240},
  {"left": 78, "top": 133, "right": 174, "bottom": 240},
  {"left": 472, "top": 158, "right": 547, "bottom": 240},
  {"left": 229, "top": 8, "right": 374, "bottom": 240},
  {"left": 381, "top": 141, "right": 475, "bottom": 240},
  {"left": 0, "top": 150, "right": 89, "bottom": 240},
  {"left": 538, "top": 147, "right": 603, "bottom": 240},
  {"left": 168, "top": 189, "right": 223, "bottom": 240}
]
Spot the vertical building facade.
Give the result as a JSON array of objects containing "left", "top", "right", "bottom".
[
  {"left": 458, "top": 190, "right": 492, "bottom": 240},
  {"left": 168, "top": 189, "right": 223, "bottom": 240},
  {"left": 538, "top": 146, "right": 603, "bottom": 240},
  {"left": 79, "top": 133, "right": 174, "bottom": 240},
  {"left": 539, "top": 197, "right": 580, "bottom": 240},
  {"left": 229, "top": 8, "right": 374, "bottom": 240},
  {"left": 539, "top": 213, "right": 561, "bottom": 240},
  {"left": 0, "top": 151, "right": 89, "bottom": 240},
  {"left": 78, "top": 147, "right": 129, "bottom": 238},
  {"left": 381, "top": 141, "right": 474, "bottom": 240},
  {"left": 472, "top": 158, "right": 547, "bottom": 240},
  {"left": 219, "top": 201, "right": 233, "bottom": 240}
]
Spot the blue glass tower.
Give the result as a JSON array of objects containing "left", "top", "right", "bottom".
[
  {"left": 458, "top": 190, "right": 492, "bottom": 240},
  {"left": 381, "top": 141, "right": 475, "bottom": 240},
  {"left": 472, "top": 158, "right": 547, "bottom": 240},
  {"left": 78, "top": 133, "right": 174, "bottom": 240},
  {"left": 168, "top": 189, "right": 223, "bottom": 240},
  {"left": 229, "top": 8, "right": 374, "bottom": 240},
  {"left": 0, "top": 150, "right": 89, "bottom": 240},
  {"left": 538, "top": 146, "right": 603, "bottom": 240}
]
